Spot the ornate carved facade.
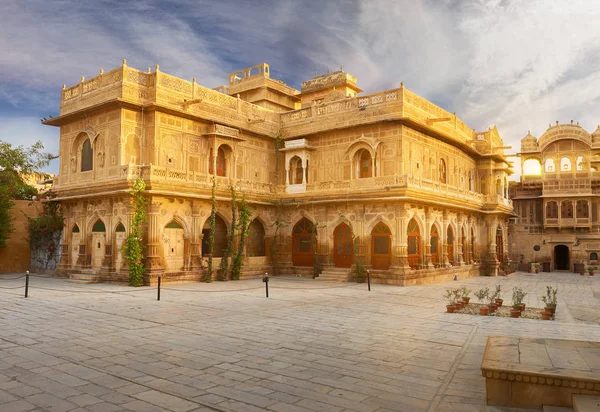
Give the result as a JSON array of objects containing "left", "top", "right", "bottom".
[
  {"left": 45, "top": 60, "right": 513, "bottom": 285},
  {"left": 510, "top": 123, "right": 600, "bottom": 270}
]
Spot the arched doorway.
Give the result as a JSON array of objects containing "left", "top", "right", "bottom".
[
  {"left": 164, "top": 220, "right": 184, "bottom": 272},
  {"left": 554, "top": 245, "right": 569, "bottom": 270},
  {"left": 333, "top": 223, "right": 353, "bottom": 268},
  {"left": 202, "top": 215, "right": 228, "bottom": 257},
  {"left": 461, "top": 228, "right": 467, "bottom": 264},
  {"left": 430, "top": 225, "right": 439, "bottom": 265},
  {"left": 292, "top": 218, "right": 314, "bottom": 267},
  {"left": 471, "top": 227, "right": 476, "bottom": 262},
  {"left": 407, "top": 219, "right": 420, "bottom": 267},
  {"left": 495, "top": 226, "right": 503, "bottom": 262},
  {"left": 246, "top": 219, "right": 266, "bottom": 257},
  {"left": 447, "top": 226, "right": 454, "bottom": 265},
  {"left": 371, "top": 222, "right": 391, "bottom": 270},
  {"left": 71, "top": 224, "right": 80, "bottom": 267},
  {"left": 114, "top": 223, "right": 126, "bottom": 272},
  {"left": 91, "top": 219, "right": 106, "bottom": 269}
]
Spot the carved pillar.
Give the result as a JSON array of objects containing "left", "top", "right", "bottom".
[
  {"left": 424, "top": 211, "right": 433, "bottom": 268},
  {"left": 285, "top": 166, "right": 290, "bottom": 186},
  {"left": 302, "top": 157, "right": 307, "bottom": 184},
  {"left": 396, "top": 205, "right": 410, "bottom": 269},
  {"left": 145, "top": 202, "right": 163, "bottom": 272},
  {"left": 190, "top": 204, "right": 202, "bottom": 269},
  {"left": 457, "top": 214, "right": 465, "bottom": 266},
  {"left": 442, "top": 212, "right": 449, "bottom": 267}
]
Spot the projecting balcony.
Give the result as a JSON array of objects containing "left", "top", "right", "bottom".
[{"left": 544, "top": 217, "right": 591, "bottom": 228}]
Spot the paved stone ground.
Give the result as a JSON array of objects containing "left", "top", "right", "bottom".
[{"left": 0, "top": 271, "right": 599, "bottom": 412}]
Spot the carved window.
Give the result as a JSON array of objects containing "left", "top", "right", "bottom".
[
  {"left": 439, "top": 159, "right": 446, "bottom": 183},
  {"left": 561, "top": 157, "right": 571, "bottom": 171},
  {"left": 358, "top": 150, "right": 372, "bottom": 178},
  {"left": 546, "top": 201, "right": 558, "bottom": 218},
  {"left": 577, "top": 156, "right": 584, "bottom": 171},
  {"left": 289, "top": 156, "right": 303, "bottom": 184},
  {"left": 561, "top": 200, "right": 573, "bottom": 218},
  {"left": 209, "top": 147, "right": 226, "bottom": 176},
  {"left": 545, "top": 158, "right": 555, "bottom": 172},
  {"left": 590, "top": 252, "right": 598, "bottom": 261},
  {"left": 81, "top": 139, "right": 93, "bottom": 172},
  {"left": 577, "top": 200, "right": 589, "bottom": 218}
]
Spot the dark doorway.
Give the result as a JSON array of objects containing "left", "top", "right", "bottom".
[{"left": 554, "top": 245, "right": 569, "bottom": 270}]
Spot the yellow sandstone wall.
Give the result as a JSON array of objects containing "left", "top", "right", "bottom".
[{"left": 0, "top": 200, "right": 39, "bottom": 273}]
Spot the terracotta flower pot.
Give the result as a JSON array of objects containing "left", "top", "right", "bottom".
[
  {"left": 446, "top": 305, "right": 456, "bottom": 313},
  {"left": 480, "top": 306, "right": 489, "bottom": 316},
  {"left": 590, "top": 272, "right": 595, "bottom": 276},
  {"left": 495, "top": 298, "right": 503, "bottom": 307},
  {"left": 510, "top": 309, "right": 521, "bottom": 318},
  {"left": 518, "top": 303, "right": 526, "bottom": 311},
  {"left": 488, "top": 303, "right": 497, "bottom": 313},
  {"left": 455, "top": 302, "right": 463, "bottom": 310},
  {"left": 545, "top": 306, "right": 556, "bottom": 316},
  {"left": 542, "top": 311, "right": 551, "bottom": 320},
  {"left": 580, "top": 272, "right": 585, "bottom": 276},
  {"left": 462, "top": 297, "right": 470, "bottom": 304}
]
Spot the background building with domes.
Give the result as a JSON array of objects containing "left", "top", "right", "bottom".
[
  {"left": 510, "top": 121, "right": 600, "bottom": 271},
  {"left": 43, "top": 61, "right": 514, "bottom": 285}
]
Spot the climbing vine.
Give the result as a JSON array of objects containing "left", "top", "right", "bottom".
[
  {"left": 205, "top": 176, "right": 216, "bottom": 282},
  {"left": 217, "top": 186, "right": 236, "bottom": 281},
  {"left": 123, "top": 178, "right": 147, "bottom": 286},
  {"left": 231, "top": 197, "right": 252, "bottom": 280},
  {"left": 27, "top": 191, "right": 63, "bottom": 269}
]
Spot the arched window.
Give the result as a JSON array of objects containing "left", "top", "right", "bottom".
[
  {"left": 289, "top": 156, "right": 304, "bottom": 184},
  {"left": 577, "top": 200, "right": 589, "bottom": 218},
  {"left": 577, "top": 156, "right": 584, "bottom": 171},
  {"left": 561, "top": 157, "right": 571, "bottom": 171},
  {"left": 92, "top": 219, "right": 106, "bottom": 232},
  {"left": 523, "top": 158, "right": 542, "bottom": 175},
  {"left": 561, "top": 200, "right": 573, "bottom": 218},
  {"left": 72, "top": 224, "right": 80, "bottom": 233},
  {"left": 545, "top": 158, "right": 555, "bottom": 172},
  {"left": 209, "top": 147, "right": 226, "bottom": 176},
  {"left": 358, "top": 150, "right": 372, "bottom": 178},
  {"left": 546, "top": 201, "right": 558, "bottom": 218},
  {"left": 439, "top": 159, "right": 446, "bottom": 183},
  {"left": 590, "top": 252, "right": 598, "bottom": 261},
  {"left": 115, "top": 223, "right": 126, "bottom": 232},
  {"left": 81, "top": 139, "right": 93, "bottom": 172}
]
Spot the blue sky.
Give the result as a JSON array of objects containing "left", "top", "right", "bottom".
[{"left": 2, "top": 0, "right": 600, "bottom": 177}]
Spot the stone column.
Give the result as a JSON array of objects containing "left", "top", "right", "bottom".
[
  {"left": 457, "top": 214, "right": 465, "bottom": 266},
  {"left": 485, "top": 216, "right": 499, "bottom": 276},
  {"left": 424, "top": 210, "right": 433, "bottom": 268},
  {"left": 285, "top": 166, "right": 290, "bottom": 186},
  {"left": 395, "top": 205, "right": 410, "bottom": 269},
  {"left": 302, "top": 157, "right": 307, "bottom": 184},
  {"left": 145, "top": 202, "right": 163, "bottom": 272},
  {"left": 441, "top": 212, "right": 449, "bottom": 267},
  {"left": 190, "top": 204, "right": 202, "bottom": 270}
]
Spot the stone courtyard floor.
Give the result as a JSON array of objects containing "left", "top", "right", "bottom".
[{"left": 0, "top": 271, "right": 599, "bottom": 412}]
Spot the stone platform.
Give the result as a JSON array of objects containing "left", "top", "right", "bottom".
[{"left": 482, "top": 336, "right": 600, "bottom": 409}]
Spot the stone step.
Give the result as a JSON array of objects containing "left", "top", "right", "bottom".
[
  {"left": 68, "top": 273, "right": 101, "bottom": 284},
  {"left": 573, "top": 394, "right": 600, "bottom": 412},
  {"left": 317, "top": 271, "right": 349, "bottom": 282}
]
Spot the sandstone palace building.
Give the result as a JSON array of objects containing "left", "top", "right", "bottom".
[
  {"left": 44, "top": 61, "right": 513, "bottom": 285},
  {"left": 510, "top": 123, "right": 600, "bottom": 271}
]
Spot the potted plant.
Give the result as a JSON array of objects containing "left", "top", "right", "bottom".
[
  {"left": 453, "top": 289, "right": 463, "bottom": 310},
  {"left": 461, "top": 286, "right": 471, "bottom": 304},
  {"left": 520, "top": 254, "right": 525, "bottom": 264},
  {"left": 414, "top": 263, "right": 422, "bottom": 270},
  {"left": 535, "top": 263, "right": 540, "bottom": 274},
  {"left": 589, "top": 265, "right": 595, "bottom": 276},
  {"left": 444, "top": 288, "right": 456, "bottom": 313},
  {"left": 512, "top": 287, "right": 527, "bottom": 313},
  {"left": 542, "top": 311, "right": 552, "bottom": 320},
  {"left": 541, "top": 285, "right": 557, "bottom": 316},
  {"left": 487, "top": 289, "right": 499, "bottom": 314},
  {"left": 494, "top": 285, "right": 503, "bottom": 307},
  {"left": 475, "top": 288, "right": 489, "bottom": 316}
]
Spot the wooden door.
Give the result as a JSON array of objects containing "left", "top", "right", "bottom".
[
  {"left": 496, "top": 226, "right": 503, "bottom": 262},
  {"left": 292, "top": 218, "right": 314, "bottom": 267},
  {"left": 430, "top": 225, "right": 439, "bottom": 265},
  {"left": 371, "top": 223, "right": 391, "bottom": 270},
  {"left": 334, "top": 223, "right": 353, "bottom": 268}
]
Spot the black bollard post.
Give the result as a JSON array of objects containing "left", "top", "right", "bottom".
[
  {"left": 367, "top": 269, "right": 371, "bottom": 291},
  {"left": 25, "top": 270, "right": 29, "bottom": 298},
  {"left": 263, "top": 272, "right": 269, "bottom": 298},
  {"left": 157, "top": 274, "right": 161, "bottom": 301}
]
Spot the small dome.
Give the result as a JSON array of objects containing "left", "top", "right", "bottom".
[{"left": 520, "top": 130, "right": 538, "bottom": 152}]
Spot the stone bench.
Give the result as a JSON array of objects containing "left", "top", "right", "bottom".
[{"left": 481, "top": 336, "right": 600, "bottom": 409}]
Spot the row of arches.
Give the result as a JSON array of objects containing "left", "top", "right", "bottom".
[
  {"left": 546, "top": 200, "right": 589, "bottom": 219},
  {"left": 523, "top": 157, "right": 593, "bottom": 174}
]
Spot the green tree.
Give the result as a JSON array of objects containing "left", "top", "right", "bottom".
[
  {"left": 123, "top": 178, "right": 147, "bottom": 286},
  {"left": 0, "top": 140, "right": 52, "bottom": 248}
]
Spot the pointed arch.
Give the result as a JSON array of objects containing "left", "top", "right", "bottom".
[
  {"left": 81, "top": 139, "right": 93, "bottom": 172},
  {"left": 289, "top": 155, "right": 304, "bottom": 185},
  {"left": 334, "top": 222, "right": 353, "bottom": 268},
  {"left": 247, "top": 218, "right": 266, "bottom": 257},
  {"left": 115, "top": 223, "right": 126, "bottom": 232},
  {"left": 371, "top": 222, "right": 391, "bottom": 270},
  {"left": 407, "top": 218, "right": 421, "bottom": 268},
  {"left": 92, "top": 219, "right": 106, "bottom": 232},
  {"left": 72, "top": 224, "right": 80, "bottom": 233},
  {"left": 202, "top": 214, "right": 228, "bottom": 257},
  {"left": 292, "top": 217, "right": 315, "bottom": 266}
]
